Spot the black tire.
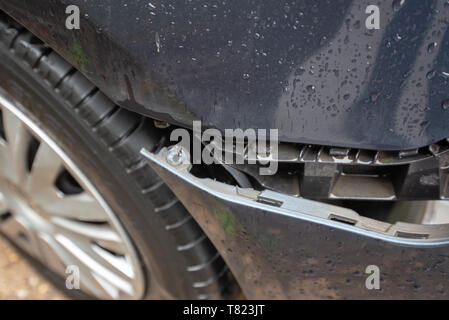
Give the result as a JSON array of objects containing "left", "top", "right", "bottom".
[{"left": 0, "top": 12, "right": 237, "bottom": 299}]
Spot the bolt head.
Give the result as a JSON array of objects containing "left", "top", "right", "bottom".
[{"left": 166, "top": 146, "right": 187, "bottom": 166}]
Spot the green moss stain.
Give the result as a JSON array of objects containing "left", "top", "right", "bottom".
[
  {"left": 257, "top": 234, "right": 279, "bottom": 256},
  {"left": 213, "top": 204, "right": 242, "bottom": 239},
  {"left": 67, "top": 40, "right": 89, "bottom": 71}
]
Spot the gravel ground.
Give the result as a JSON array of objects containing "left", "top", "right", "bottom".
[
  {"left": 0, "top": 234, "right": 244, "bottom": 300},
  {"left": 0, "top": 235, "right": 67, "bottom": 300}
]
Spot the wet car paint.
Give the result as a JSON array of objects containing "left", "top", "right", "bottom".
[
  {"left": 1, "top": 0, "right": 449, "bottom": 151},
  {"left": 144, "top": 147, "right": 449, "bottom": 299}
]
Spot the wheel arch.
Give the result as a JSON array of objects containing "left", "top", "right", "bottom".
[{"left": 0, "top": 1, "right": 193, "bottom": 127}]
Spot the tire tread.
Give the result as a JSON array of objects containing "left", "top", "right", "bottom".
[{"left": 0, "top": 12, "right": 237, "bottom": 299}]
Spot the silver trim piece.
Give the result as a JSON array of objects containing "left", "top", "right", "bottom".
[{"left": 141, "top": 146, "right": 449, "bottom": 247}]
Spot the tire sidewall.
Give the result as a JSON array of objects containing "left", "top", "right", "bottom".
[{"left": 0, "top": 46, "right": 197, "bottom": 299}]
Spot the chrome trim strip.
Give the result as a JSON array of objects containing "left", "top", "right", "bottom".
[{"left": 141, "top": 147, "right": 449, "bottom": 247}]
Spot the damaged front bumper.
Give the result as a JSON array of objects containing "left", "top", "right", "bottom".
[{"left": 141, "top": 146, "right": 449, "bottom": 299}]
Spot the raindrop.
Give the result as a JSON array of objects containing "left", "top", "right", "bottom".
[
  {"left": 442, "top": 99, "right": 449, "bottom": 110},
  {"left": 320, "top": 36, "right": 327, "bottom": 46},
  {"left": 392, "top": 0, "right": 405, "bottom": 12},
  {"left": 306, "top": 85, "right": 316, "bottom": 93},
  {"left": 428, "top": 42, "right": 438, "bottom": 54},
  {"left": 426, "top": 70, "right": 436, "bottom": 80},
  {"left": 393, "top": 33, "right": 402, "bottom": 42},
  {"left": 370, "top": 91, "right": 380, "bottom": 103},
  {"left": 343, "top": 94, "right": 350, "bottom": 100},
  {"left": 155, "top": 32, "right": 161, "bottom": 53},
  {"left": 296, "top": 67, "right": 305, "bottom": 76}
]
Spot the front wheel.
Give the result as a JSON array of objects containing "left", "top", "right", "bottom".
[{"left": 0, "top": 13, "right": 236, "bottom": 299}]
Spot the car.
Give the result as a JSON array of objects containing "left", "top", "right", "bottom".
[{"left": 0, "top": 0, "right": 448, "bottom": 300}]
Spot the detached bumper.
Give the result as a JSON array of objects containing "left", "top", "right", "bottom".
[{"left": 142, "top": 147, "right": 449, "bottom": 299}]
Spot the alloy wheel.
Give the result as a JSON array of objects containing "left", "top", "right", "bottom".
[{"left": 0, "top": 91, "right": 145, "bottom": 299}]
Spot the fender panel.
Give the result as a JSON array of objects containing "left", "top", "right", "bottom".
[
  {"left": 142, "top": 146, "right": 449, "bottom": 299},
  {"left": 2, "top": 0, "right": 449, "bottom": 150}
]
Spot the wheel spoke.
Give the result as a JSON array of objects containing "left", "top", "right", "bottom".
[
  {"left": 91, "top": 273, "right": 122, "bottom": 299},
  {"left": 55, "top": 234, "right": 135, "bottom": 298},
  {"left": 25, "top": 142, "right": 63, "bottom": 195},
  {"left": 0, "top": 193, "right": 8, "bottom": 214},
  {"left": 43, "top": 233, "right": 123, "bottom": 299},
  {"left": 0, "top": 143, "right": 9, "bottom": 179},
  {"left": 0, "top": 214, "right": 41, "bottom": 257},
  {"left": 1, "top": 108, "right": 32, "bottom": 184},
  {"left": 37, "top": 233, "right": 68, "bottom": 275},
  {"left": 91, "top": 243, "right": 135, "bottom": 278},
  {"left": 51, "top": 216, "right": 124, "bottom": 249},
  {"left": 41, "top": 192, "right": 109, "bottom": 222},
  {"left": 50, "top": 219, "right": 135, "bottom": 280}
]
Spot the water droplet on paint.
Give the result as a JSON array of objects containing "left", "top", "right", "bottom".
[
  {"left": 306, "top": 85, "right": 316, "bottom": 93},
  {"left": 393, "top": 0, "right": 405, "bottom": 12},
  {"left": 426, "top": 70, "right": 436, "bottom": 80},
  {"left": 428, "top": 42, "right": 438, "bottom": 54},
  {"left": 442, "top": 99, "right": 449, "bottom": 110}
]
